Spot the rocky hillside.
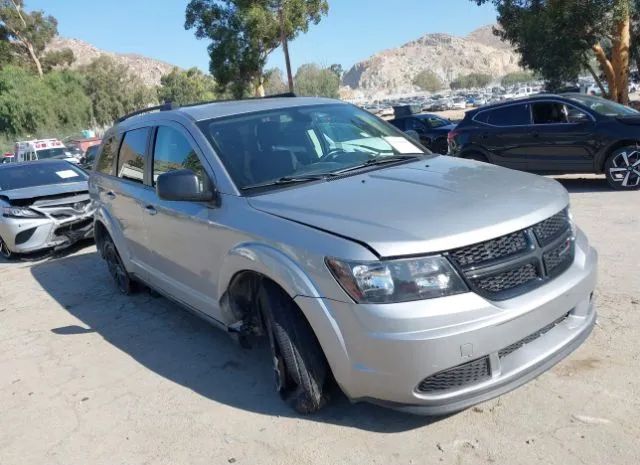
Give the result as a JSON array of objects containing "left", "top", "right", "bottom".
[
  {"left": 342, "top": 25, "right": 521, "bottom": 97},
  {"left": 46, "top": 37, "right": 177, "bottom": 87}
]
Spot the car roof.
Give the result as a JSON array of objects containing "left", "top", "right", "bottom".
[
  {"left": 466, "top": 93, "right": 579, "bottom": 116},
  {"left": 120, "top": 96, "right": 343, "bottom": 127}
]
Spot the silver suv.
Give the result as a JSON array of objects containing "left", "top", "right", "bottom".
[{"left": 89, "top": 96, "right": 597, "bottom": 415}]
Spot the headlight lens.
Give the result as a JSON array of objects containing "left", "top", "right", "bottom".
[
  {"left": 2, "top": 207, "right": 41, "bottom": 218},
  {"left": 326, "top": 255, "right": 468, "bottom": 304}
]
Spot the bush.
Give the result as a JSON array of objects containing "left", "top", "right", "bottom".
[
  {"left": 413, "top": 70, "right": 443, "bottom": 92},
  {"left": 450, "top": 73, "right": 493, "bottom": 90},
  {"left": 158, "top": 67, "right": 217, "bottom": 105},
  {"left": 501, "top": 71, "right": 537, "bottom": 87},
  {"left": 294, "top": 64, "right": 340, "bottom": 98}
]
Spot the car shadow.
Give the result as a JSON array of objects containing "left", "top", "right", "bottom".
[
  {"left": 30, "top": 251, "right": 443, "bottom": 432},
  {"left": 552, "top": 176, "right": 612, "bottom": 193}
]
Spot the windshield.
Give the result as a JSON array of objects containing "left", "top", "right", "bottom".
[
  {"left": 420, "top": 115, "right": 450, "bottom": 129},
  {"left": 36, "top": 147, "right": 67, "bottom": 160},
  {"left": 198, "top": 104, "right": 429, "bottom": 191},
  {"left": 0, "top": 161, "right": 87, "bottom": 191},
  {"left": 567, "top": 94, "right": 639, "bottom": 116}
]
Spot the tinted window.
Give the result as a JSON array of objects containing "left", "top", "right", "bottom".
[
  {"left": 35, "top": 148, "right": 66, "bottom": 160},
  {"left": 117, "top": 128, "right": 149, "bottom": 183},
  {"left": 567, "top": 94, "right": 639, "bottom": 116},
  {"left": 480, "top": 104, "right": 531, "bottom": 126},
  {"left": 96, "top": 137, "right": 117, "bottom": 175},
  {"left": 152, "top": 126, "right": 206, "bottom": 185},
  {"left": 0, "top": 162, "right": 87, "bottom": 191},
  {"left": 85, "top": 145, "right": 99, "bottom": 163},
  {"left": 406, "top": 118, "right": 426, "bottom": 132},
  {"left": 422, "top": 116, "right": 450, "bottom": 129}
]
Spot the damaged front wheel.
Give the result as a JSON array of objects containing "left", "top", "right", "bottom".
[
  {"left": 259, "top": 281, "right": 329, "bottom": 414},
  {"left": 102, "top": 237, "right": 135, "bottom": 294}
]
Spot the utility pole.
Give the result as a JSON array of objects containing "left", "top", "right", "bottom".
[{"left": 279, "top": 2, "right": 294, "bottom": 93}]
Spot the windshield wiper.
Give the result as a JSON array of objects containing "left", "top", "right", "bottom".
[
  {"left": 241, "top": 173, "right": 336, "bottom": 191},
  {"left": 334, "top": 154, "right": 423, "bottom": 174}
]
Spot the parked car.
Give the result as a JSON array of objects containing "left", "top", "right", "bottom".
[
  {"left": 389, "top": 113, "right": 456, "bottom": 154},
  {"left": 79, "top": 144, "right": 100, "bottom": 170},
  {"left": 451, "top": 98, "right": 467, "bottom": 110},
  {"left": 90, "top": 96, "right": 597, "bottom": 415},
  {"left": 13, "top": 139, "right": 79, "bottom": 164},
  {"left": 0, "top": 160, "right": 94, "bottom": 258},
  {"left": 448, "top": 93, "right": 640, "bottom": 190}
]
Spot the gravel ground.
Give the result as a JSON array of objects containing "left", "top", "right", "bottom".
[{"left": 1, "top": 174, "right": 638, "bottom": 465}]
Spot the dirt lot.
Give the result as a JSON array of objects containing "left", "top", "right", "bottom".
[{"left": 1, "top": 175, "right": 638, "bottom": 465}]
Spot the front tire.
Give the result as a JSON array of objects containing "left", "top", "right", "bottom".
[
  {"left": 259, "top": 281, "right": 328, "bottom": 414},
  {"left": 0, "top": 235, "right": 13, "bottom": 259},
  {"left": 605, "top": 147, "right": 640, "bottom": 190}
]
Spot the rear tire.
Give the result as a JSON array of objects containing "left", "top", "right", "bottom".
[
  {"left": 102, "top": 236, "right": 136, "bottom": 295},
  {"left": 258, "top": 281, "right": 328, "bottom": 414},
  {"left": 605, "top": 147, "right": 640, "bottom": 190}
]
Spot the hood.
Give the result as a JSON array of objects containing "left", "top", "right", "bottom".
[
  {"left": 0, "top": 181, "right": 88, "bottom": 202},
  {"left": 248, "top": 157, "right": 569, "bottom": 257}
]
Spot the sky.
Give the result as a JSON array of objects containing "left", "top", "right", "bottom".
[{"left": 28, "top": 0, "right": 498, "bottom": 73}]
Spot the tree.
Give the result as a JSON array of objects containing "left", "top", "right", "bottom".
[
  {"left": 185, "top": 0, "right": 328, "bottom": 98},
  {"left": 413, "top": 70, "right": 443, "bottom": 92},
  {"left": 329, "top": 63, "right": 343, "bottom": 79},
  {"left": 41, "top": 48, "right": 75, "bottom": 72},
  {"left": 263, "top": 67, "right": 288, "bottom": 95},
  {"left": 0, "top": 0, "right": 57, "bottom": 77},
  {"left": 473, "top": 0, "right": 635, "bottom": 103},
  {"left": 450, "top": 72, "right": 492, "bottom": 90},
  {"left": 80, "top": 56, "right": 157, "bottom": 126},
  {"left": 0, "top": 66, "right": 91, "bottom": 137},
  {"left": 158, "top": 67, "right": 217, "bottom": 105},
  {"left": 501, "top": 71, "right": 536, "bottom": 87},
  {"left": 294, "top": 63, "right": 339, "bottom": 98}
]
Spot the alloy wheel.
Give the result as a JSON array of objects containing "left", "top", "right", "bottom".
[
  {"left": 104, "top": 244, "right": 129, "bottom": 293},
  {"left": 608, "top": 150, "right": 640, "bottom": 188}
]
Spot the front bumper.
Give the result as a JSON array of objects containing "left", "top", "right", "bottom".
[
  {"left": 0, "top": 214, "right": 94, "bottom": 254},
  {"left": 295, "top": 229, "right": 597, "bottom": 415}
]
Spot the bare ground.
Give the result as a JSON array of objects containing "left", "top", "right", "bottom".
[{"left": 1, "top": 174, "right": 638, "bottom": 465}]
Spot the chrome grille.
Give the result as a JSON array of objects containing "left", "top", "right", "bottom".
[
  {"left": 499, "top": 312, "right": 570, "bottom": 358},
  {"left": 417, "top": 357, "right": 490, "bottom": 393},
  {"left": 449, "top": 209, "right": 574, "bottom": 300}
]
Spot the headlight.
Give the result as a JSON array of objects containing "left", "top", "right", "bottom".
[
  {"left": 2, "top": 207, "right": 42, "bottom": 218},
  {"left": 326, "top": 255, "right": 468, "bottom": 304}
]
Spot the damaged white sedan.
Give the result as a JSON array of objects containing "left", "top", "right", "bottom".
[{"left": 0, "top": 160, "right": 94, "bottom": 258}]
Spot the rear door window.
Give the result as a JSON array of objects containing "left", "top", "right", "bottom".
[
  {"left": 479, "top": 104, "right": 531, "bottom": 126},
  {"left": 96, "top": 137, "right": 117, "bottom": 175},
  {"left": 117, "top": 128, "right": 149, "bottom": 184}
]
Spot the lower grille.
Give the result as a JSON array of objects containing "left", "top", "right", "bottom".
[
  {"left": 499, "top": 312, "right": 571, "bottom": 359},
  {"left": 417, "top": 356, "right": 490, "bottom": 393},
  {"left": 54, "top": 218, "right": 93, "bottom": 235}
]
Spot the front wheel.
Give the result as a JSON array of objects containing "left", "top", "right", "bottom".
[
  {"left": 0, "top": 235, "right": 12, "bottom": 259},
  {"left": 605, "top": 147, "right": 640, "bottom": 190},
  {"left": 258, "top": 281, "right": 329, "bottom": 414}
]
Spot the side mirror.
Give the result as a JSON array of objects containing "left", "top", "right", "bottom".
[
  {"left": 156, "top": 169, "right": 215, "bottom": 202},
  {"left": 404, "top": 129, "right": 421, "bottom": 141}
]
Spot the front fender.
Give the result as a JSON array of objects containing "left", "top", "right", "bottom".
[
  {"left": 217, "top": 242, "right": 322, "bottom": 301},
  {"left": 217, "top": 242, "right": 351, "bottom": 381},
  {"left": 94, "top": 206, "right": 132, "bottom": 270}
]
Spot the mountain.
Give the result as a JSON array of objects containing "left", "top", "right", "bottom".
[
  {"left": 46, "top": 37, "right": 177, "bottom": 87},
  {"left": 342, "top": 25, "right": 522, "bottom": 97}
]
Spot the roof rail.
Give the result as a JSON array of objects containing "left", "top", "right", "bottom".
[
  {"left": 178, "top": 92, "right": 298, "bottom": 109},
  {"left": 116, "top": 101, "right": 178, "bottom": 123}
]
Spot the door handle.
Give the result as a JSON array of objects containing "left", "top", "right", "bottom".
[
  {"left": 106, "top": 191, "right": 116, "bottom": 200},
  {"left": 144, "top": 205, "right": 157, "bottom": 216}
]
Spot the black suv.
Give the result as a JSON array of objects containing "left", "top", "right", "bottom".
[
  {"left": 448, "top": 93, "right": 640, "bottom": 190},
  {"left": 389, "top": 113, "right": 456, "bottom": 154}
]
